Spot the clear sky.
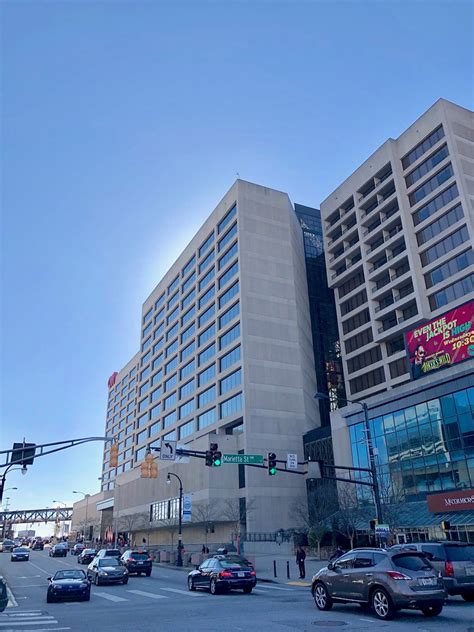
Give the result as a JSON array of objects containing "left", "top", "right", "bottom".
[{"left": 1, "top": 0, "right": 473, "bottom": 525}]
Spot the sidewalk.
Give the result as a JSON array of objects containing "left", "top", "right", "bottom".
[{"left": 152, "top": 554, "right": 328, "bottom": 586}]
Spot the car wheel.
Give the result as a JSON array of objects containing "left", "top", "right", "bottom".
[
  {"left": 210, "top": 578, "right": 219, "bottom": 595},
  {"left": 188, "top": 577, "right": 195, "bottom": 591},
  {"left": 422, "top": 604, "right": 443, "bottom": 617},
  {"left": 243, "top": 586, "right": 252, "bottom": 594},
  {"left": 145, "top": 571, "right": 151, "bottom": 577},
  {"left": 313, "top": 582, "right": 333, "bottom": 611},
  {"left": 462, "top": 593, "right": 474, "bottom": 602},
  {"left": 46, "top": 594, "right": 53, "bottom": 603},
  {"left": 371, "top": 587, "right": 395, "bottom": 620},
  {"left": 84, "top": 593, "right": 91, "bottom": 601}
]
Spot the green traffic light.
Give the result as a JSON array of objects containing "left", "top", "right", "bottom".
[
  {"left": 269, "top": 467, "right": 277, "bottom": 475},
  {"left": 213, "top": 458, "right": 221, "bottom": 467}
]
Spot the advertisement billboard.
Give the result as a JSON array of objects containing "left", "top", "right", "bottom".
[{"left": 405, "top": 300, "right": 474, "bottom": 380}]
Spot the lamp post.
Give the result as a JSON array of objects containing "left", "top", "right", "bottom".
[
  {"left": 166, "top": 472, "right": 183, "bottom": 567},
  {"left": 72, "top": 491, "right": 90, "bottom": 544},
  {"left": 314, "top": 392, "right": 383, "bottom": 524},
  {"left": 52, "top": 501, "right": 67, "bottom": 538}
]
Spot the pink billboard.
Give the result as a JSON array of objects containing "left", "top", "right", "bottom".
[{"left": 405, "top": 300, "right": 474, "bottom": 380}]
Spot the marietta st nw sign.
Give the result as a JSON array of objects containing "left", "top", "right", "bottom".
[{"left": 222, "top": 454, "right": 264, "bottom": 465}]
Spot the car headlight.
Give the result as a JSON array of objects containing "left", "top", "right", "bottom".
[
  {"left": 98, "top": 571, "right": 107, "bottom": 576},
  {"left": 80, "top": 582, "right": 88, "bottom": 588}
]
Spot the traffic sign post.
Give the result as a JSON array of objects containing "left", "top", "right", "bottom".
[
  {"left": 160, "top": 440, "right": 177, "bottom": 461},
  {"left": 286, "top": 453, "right": 298, "bottom": 470},
  {"left": 222, "top": 454, "right": 264, "bottom": 465}
]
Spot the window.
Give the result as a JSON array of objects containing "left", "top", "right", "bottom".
[
  {"left": 149, "top": 421, "right": 160, "bottom": 438},
  {"left": 167, "top": 291, "right": 179, "bottom": 309},
  {"left": 198, "top": 323, "right": 215, "bottom": 347},
  {"left": 153, "top": 338, "right": 164, "bottom": 355},
  {"left": 142, "top": 321, "right": 152, "bottom": 338},
  {"left": 181, "top": 305, "right": 196, "bottom": 326},
  {"left": 141, "top": 351, "right": 151, "bottom": 366},
  {"left": 220, "top": 393, "right": 242, "bottom": 418},
  {"left": 155, "top": 293, "right": 165, "bottom": 310},
  {"left": 166, "top": 323, "right": 178, "bottom": 341},
  {"left": 218, "top": 223, "right": 237, "bottom": 252},
  {"left": 141, "top": 365, "right": 151, "bottom": 380},
  {"left": 219, "top": 281, "right": 239, "bottom": 308},
  {"left": 181, "top": 341, "right": 195, "bottom": 360},
  {"left": 425, "top": 249, "right": 474, "bottom": 288},
  {"left": 337, "top": 269, "right": 364, "bottom": 299},
  {"left": 218, "top": 241, "right": 238, "bottom": 269},
  {"left": 182, "top": 271, "right": 196, "bottom": 293},
  {"left": 199, "top": 363, "right": 216, "bottom": 386},
  {"left": 143, "top": 307, "right": 153, "bottom": 323},
  {"left": 389, "top": 357, "right": 407, "bottom": 379},
  {"left": 198, "top": 343, "right": 216, "bottom": 366},
  {"left": 219, "top": 302, "right": 240, "bottom": 328},
  {"left": 220, "top": 323, "right": 241, "bottom": 349},
  {"left": 220, "top": 345, "right": 241, "bottom": 371},
  {"left": 416, "top": 202, "right": 463, "bottom": 245},
  {"left": 199, "top": 249, "right": 215, "bottom": 274},
  {"left": 139, "top": 381, "right": 150, "bottom": 396},
  {"left": 164, "top": 374, "right": 177, "bottom": 392},
  {"left": 182, "top": 255, "right": 195, "bottom": 278},
  {"left": 163, "top": 392, "right": 177, "bottom": 410},
  {"left": 180, "top": 359, "right": 195, "bottom": 380},
  {"left": 136, "top": 429, "right": 147, "bottom": 445},
  {"left": 199, "top": 232, "right": 215, "bottom": 258},
  {"left": 199, "top": 267, "right": 215, "bottom": 291},
  {"left": 135, "top": 446, "right": 147, "bottom": 462},
  {"left": 137, "top": 413, "right": 148, "bottom": 428},
  {"left": 150, "top": 387, "right": 162, "bottom": 402},
  {"left": 429, "top": 273, "right": 474, "bottom": 310},
  {"left": 163, "top": 411, "right": 177, "bottom": 428},
  {"left": 349, "top": 367, "right": 385, "bottom": 394},
  {"left": 165, "top": 339, "right": 178, "bottom": 357},
  {"left": 346, "top": 347, "right": 381, "bottom": 373},
  {"left": 420, "top": 226, "right": 469, "bottom": 266},
  {"left": 168, "top": 275, "right": 179, "bottom": 295},
  {"left": 218, "top": 204, "right": 237, "bottom": 234},
  {"left": 154, "top": 322, "right": 164, "bottom": 339},
  {"left": 179, "top": 399, "right": 194, "bottom": 419},
  {"left": 402, "top": 125, "right": 445, "bottom": 169},
  {"left": 198, "top": 303, "right": 215, "bottom": 327},
  {"left": 138, "top": 398, "right": 148, "bottom": 412},
  {"left": 409, "top": 164, "right": 454, "bottom": 207},
  {"left": 181, "top": 322, "right": 195, "bottom": 343},
  {"left": 220, "top": 368, "right": 241, "bottom": 394},
  {"left": 163, "top": 430, "right": 177, "bottom": 441},
  {"left": 341, "top": 290, "right": 367, "bottom": 316},
  {"left": 165, "top": 356, "right": 178, "bottom": 374},
  {"left": 152, "top": 353, "right": 163, "bottom": 370},
  {"left": 182, "top": 288, "right": 195, "bottom": 309},
  {"left": 198, "top": 385, "right": 216, "bottom": 407},
  {"left": 198, "top": 408, "right": 216, "bottom": 429},
  {"left": 179, "top": 420, "right": 195, "bottom": 439},
  {"left": 405, "top": 145, "right": 449, "bottom": 188},
  {"left": 167, "top": 306, "right": 179, "bottom": 325},
  {"left": 180, "top": 378, "right": 195, "bottom": 398},
  {"left": 198, "top": 285, "right": 215, "bottom": 309},
  {"left": 218, "top": 261, "right": 239, "bottom": 289}
]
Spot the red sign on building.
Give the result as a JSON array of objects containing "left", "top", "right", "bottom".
[
  {"left": 405, "top": 300, "right": 474, "bottom": 380},
  {"left": 427, "top": 488, "right": 474, "bottom": 513},
  {"left": 107, "top": 372, "right": 118, "bottom": 389}
]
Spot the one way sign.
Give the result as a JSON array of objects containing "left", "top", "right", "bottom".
[{"left": 160, "top": 440, "right": 177, "bottom": 461}]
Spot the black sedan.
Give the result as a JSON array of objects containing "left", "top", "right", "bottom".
[
  {"left": 11, "top": 547, "right": 30, "bottom": 562},
  {"left": 47, "top": 570, "right": 91, "bottom": 603},
  {"left": 71, "top": 543, "right": 85, "bottom": 556},
  {"left": 49, "top": 544, "right": 68, "bottom": 557},
  {"left": 188, "top": 555, "right": 257, "bottom": 594},
  {"left": 78, "top": 549, "right": 97, "bottom": 565},
  {"left": 87, "top": 557, "right": 129, "bottom": 585}
]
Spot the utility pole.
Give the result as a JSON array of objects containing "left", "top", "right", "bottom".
[{"left": 166, "top": 473, "right": 183, "bottom": 567}]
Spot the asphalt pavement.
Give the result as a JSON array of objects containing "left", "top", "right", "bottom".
[{"left": 0, "top": 549, "right": 472, "bottom": 632}]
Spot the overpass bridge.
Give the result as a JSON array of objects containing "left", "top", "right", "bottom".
[{"left": 0, "top": 507, "right": 73, "bottom": 524}]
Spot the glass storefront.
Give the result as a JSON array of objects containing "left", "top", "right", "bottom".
[{"left": 349, "top": 386, "right": 474, "bottom": 503}]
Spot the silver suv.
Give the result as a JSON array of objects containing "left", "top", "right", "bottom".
[
  {"left": 390, "top": 541, "right": 474, "bottom": 601},
  {"left": 311, "top": 548, "right": 446, "bottom": 620}
]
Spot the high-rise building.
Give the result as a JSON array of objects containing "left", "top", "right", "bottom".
[
  {"left": 321, "top": 98, "right": 473, "bottom": 400},
  {"left": 99, "top": 180, "right": 326, "bottom": 540},
  {"left": 321, "top": 99, "right": 474, "bottom": 542}
]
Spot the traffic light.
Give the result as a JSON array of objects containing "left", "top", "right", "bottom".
[
  {"left": 209, "top": 443, "right": 221, "bottom": 467},
  {"left": 369, "top": 519, "right": 377, "bottom": 531},
  {"left": 109, "top": 444, "right": 118, "bottom": 468},
  {"left": 267, "top": 452, "right": 277, "bottom": 476},
  {"left": 441, "top": 520, "right": 451, "bottom": 531},
  {"left": 140, "top": 452, "right": 158, "bottom": 478},
  {"left": 205, "top": 450, "right": 213, "bottom": 467},
  {"left": 212, "top": 449, "right": 222, "bottom": 467}
]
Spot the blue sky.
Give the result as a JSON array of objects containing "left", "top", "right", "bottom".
[{"left": 1, "top": 0, "right": 473, "bottom": 523}]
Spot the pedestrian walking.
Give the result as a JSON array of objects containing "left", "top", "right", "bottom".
[{"left": 296, "top": 545, "right": 306, "bottom": 579}]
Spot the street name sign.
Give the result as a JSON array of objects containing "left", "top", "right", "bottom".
[{"left": 223, "top": 454, "right": 264, "bottom": 465}]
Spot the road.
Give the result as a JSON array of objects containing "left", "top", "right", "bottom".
[{"left": 0, "top": 549, "right": 473, "bottom": 631}]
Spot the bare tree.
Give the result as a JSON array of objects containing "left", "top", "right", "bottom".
[
  {"left": 191, "top": 502, "right": 218, "bottom": 547},
  {"left": 292, "top": 481, "right": 337, "bottom": 559},
  {"left": 220, "top": 497, "right": 257, "bottom": 553},
  {"left": 119, "top": 512, "right": 148, "bottom": 545},
  {"left": 332, "top": 484, "right": 366, "bottom": 549}
]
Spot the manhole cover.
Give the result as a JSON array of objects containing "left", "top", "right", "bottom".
[{"left": 312, "top": 622, "right": 347, "bottom": 627}]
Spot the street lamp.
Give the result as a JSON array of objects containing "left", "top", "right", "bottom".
[
  {"left": 72, "top": 491, "right": 90, "bottom": 544},
  {"left": 53, "top": 501, "right": 67, "bottom": 538},
  {"left": 314, "top": 391, "right": 383, "bottom": 524},
  {"left": 166, "top": 472, "right": 183, "bottom": 567}
]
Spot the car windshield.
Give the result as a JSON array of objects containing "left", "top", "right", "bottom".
[
  {"left": 392, "top": 554, "right": 433, "bottom": 571},
  {"left": 129, "top": 553, "right": 149, "bottom": 560},
  {"left": 446, "top": 545, "right": 474, "bottom": 561},
  {"left": 54, "top": 570, "right": 85, "bottom": 580},
  {"left": 98, "top": 558, "right": 119, "bottom": 567},
  {"left": 83, "top": 549, "right": 96, "bottom": 555},
  {"left": 14, "top": 547, "right": 29, "bottom": 553},
  {"left": 104, "top": 550, "right": 120, "bottom": 556}
]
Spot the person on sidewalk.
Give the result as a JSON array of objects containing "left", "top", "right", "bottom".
[{"left": 296, "top": 545, "right": 306, "bottom": 579}]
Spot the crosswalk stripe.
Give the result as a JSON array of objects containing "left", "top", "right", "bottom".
[
  {"left": 255, "top": 584, "right": 293, "bottom": 591},
  {"left": 93, "top": 592, "right": 128, "bottom": 603},
  {"left": 0, "top": 622, "right": 57, "bottom": 628},
  {"left": 159, "top": 587, "right": 205, "bottom": 598},
  {"left": 126, "top": 590, "right": 168, "bottom": 600}
]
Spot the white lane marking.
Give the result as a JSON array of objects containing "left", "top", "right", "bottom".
[
  {"left": 159, "top": 587, "right": 205, "bottom": 597},
  {"left": 9, "top": 585, "right": 45, "bottom": 589},
  {"left": 0, "top": 628, "right": 71, "bottom": 632},
  {"left": 126, "top": 590, "right": 168, "bottom": 600},
  {"left": 25, "top": 562, "right": 49, "bottom": 576},
  {"left": 255, "top": 584, "right": 293, "bottom": 591},
  {"left": 0, "top": 622, "right": 57, "bottom": 628},
  {"left": 359, "top": 618, "right": 377, "bottom": 623},
  {"left": 93, "top": 592, "right": 128, "bottom": 603},
  {"left": 5, "top": 586, "right": 18, "bottom": 608},
  {"left": 0, "top": 614, "right": 43, "bottom": 618}
]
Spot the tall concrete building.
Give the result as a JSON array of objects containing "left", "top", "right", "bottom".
[
  {"left": 321, "top": 99, "right": 474, "bottom": 543},
  {"left": 321, "top": 98, "right": 473, "bottom": 400},
  {"left": 98, "top": 180, "right": 323, "bottom": 543}
]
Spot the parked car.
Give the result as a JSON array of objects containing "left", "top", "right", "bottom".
[
  {"left": 390, "top": 541, "right": 474, "bottom": 601},
  {"left": 71, "top": 543, "right": 85, "bottom": 556},
  {"left": 120, "top": 549, "right": 153, "bottom": 576},
  {"left": 311, "top": 548, "right": 446, "bottom": 620},
  {"left": 0, "top": 540, "right": 15, "bottom": 553},
  {"left": 187, "top": 555, "right": 257, "bottom": 594},
  {"left": 0, "top": 577, "right": 8, "bottom": 612},
  {"left": 87, "top": 557, "right": 128, "bottom": 585},
  {"left": 47, "top": 569, "right": 91, "bottom": 603},
  {"left": 49, "top": 544, "right": 68, "bottom": 558},
  {"left": 77, "top": 549, "right": 97, "bottom": 565},
  {"left": 11, "top": 547, "right": 30, "bottom": 562},
  {"left": 95, "top": 549, "right": 122, "bottom": 561}
]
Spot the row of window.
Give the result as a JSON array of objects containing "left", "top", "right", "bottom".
[
  {"left": 347, "top": 345, "right": 382, "bottom": 374},
  {"left": 405, "top": 144, "right": 449, "bottom": 188},
  {"left": 402, "top": 125, "right": 445, "bottom": 170},
  {"left": 425, "top": 248, "right": 473, "bottom": 289},
  {"left": 429, "top": 273, "right": 474, "bottom": 310},
  {"left": 349, "top": 366, "right": 385, "bottom": 395},
  {"left": 412, "top": 183, "right": 458, "bottom": 226},
  {"left": 416, "top": 202, "right": 463, "bottom": 246},
  {"left": 409, "top": 164, "right": 453, "bottom": 207},
  {"left": 420, "top": 225, "right": 469, "bottom": 267}
]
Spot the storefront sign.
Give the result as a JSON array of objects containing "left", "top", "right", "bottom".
[
  {"left": 405, "top": 300, "right": 474, "bottom": 380},
  {"left": 427, "top": 488, "right": 474, "bottom": 513}
]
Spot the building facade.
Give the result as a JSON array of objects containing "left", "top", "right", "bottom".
[{"left": 322, "top": 99, "right": 474, "bottom": 541}]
